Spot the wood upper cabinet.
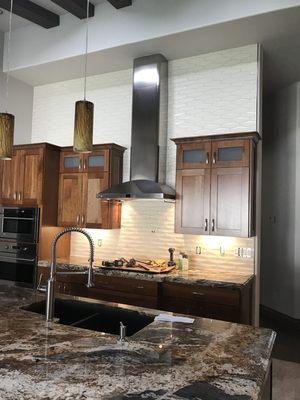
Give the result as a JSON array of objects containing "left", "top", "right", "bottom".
[
  {"left": 58, "top": 144, "right": 125, "bottom": 229},
  {"left": 0, "top": 152, "right": 19, "bottom": 204},
  {"left": 173, "top": 133, "right": 257, "bottom": 237},
  {"left": 175, "top": 169, "right": 210, "bottom": 234},
  {"left": 18, "top": 148, "right": 43, "bottom": 205},
  {"left": 58, "top": 173, "right": 83, "bottom": 226},
  {"left": 0, "top": 144, "right": 60, "bottom": 225}
]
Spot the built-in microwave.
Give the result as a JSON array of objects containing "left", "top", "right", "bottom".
[{"left": 0, "top": 207, "right": 40, "bottom": 243}]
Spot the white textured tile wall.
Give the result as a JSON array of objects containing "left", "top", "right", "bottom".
[
  {"left": 32, "top": 45, "right": 258, "bottom": 273},
  {"left": 71, "top": 201, "right": 254, "bottom": 273}
]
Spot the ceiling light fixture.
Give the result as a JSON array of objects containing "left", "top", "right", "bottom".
[
  {"left": 0, "top": 0, "right": 14, "bottom": 160},
  {"left": 73, "top": 0, "right": 93, "bottom": 153}
]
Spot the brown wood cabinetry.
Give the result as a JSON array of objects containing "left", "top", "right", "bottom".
[
  {"left": 173, "top": 133, "right": 258, "bottom": 237},
  {"left": 0, "top": 143, "right": 60, "bottom": 225},
  {"left": 58, "top": 144, "right": 125, "bottom": 229},
  {"left": 37, "top": 266, "right": 253, "bottom": 325}
]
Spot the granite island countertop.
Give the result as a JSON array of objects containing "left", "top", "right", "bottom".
[
  {"left": 38, "top": 258, "right": 254, "bottom": 288},
  {"left": 0, "top": 280, "right": 275, "bottom": 400}
]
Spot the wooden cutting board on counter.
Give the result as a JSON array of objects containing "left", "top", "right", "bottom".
[{"left": 99, "top": 263, "right": 176, "bottom": 274}]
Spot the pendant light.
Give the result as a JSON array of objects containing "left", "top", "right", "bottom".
[
  {"left": 0, "top": 0, "right": 15, "bottom": 160},
  {"left": 73, "top": 0, "right": 93, "bottom": 153}
]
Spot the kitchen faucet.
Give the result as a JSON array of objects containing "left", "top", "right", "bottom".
[{"left": 45, "top": 227, "right": 95, "bottom": 322}]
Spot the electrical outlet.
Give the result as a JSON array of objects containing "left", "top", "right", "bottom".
[
  {"left": 195, "top": 246, "right": 201, "bottom": 255},
  {"left": 234, "top": 247, "right": 252, "bottom": 258},
  {"left": 97, "top": 239, "right": 102, "bottom": 247}
]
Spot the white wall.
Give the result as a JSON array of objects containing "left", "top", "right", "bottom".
[
  {"left": 261, "top": 82, "right": 300, "bottom": 319},
  {"left": 32, "top": 44, "right": 259, "bottom": 188},
  {"left": 0, "top": 33, "right": 33, "bottom": 144},
  {"left": 4, "top": 0, "right": 300, "bottom": 72}
]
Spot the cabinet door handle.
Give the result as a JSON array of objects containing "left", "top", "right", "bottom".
[
  {"left": 205, "top": 153, "right": 209, "bottom": 164},
  {"left": 83, "top": 160, "right": 87, "bottom": 170},
  {"left": 13, "top": 192, "right": 17, "bottom": 200},
  {"left": 18, "top": 192, "right": 21, "bottom": 201},
  {"left": 211, "top": 219, "right": 215, "bottom": 232},
  {"left": 81, "top": 215, "right": 84, "bottom": 224},
  {"left": 76, "top": 215, "right": 80, "bottom": 224},
  {"left": 79, "top": 160, "right": 82, "bottom": 170},
  {"left": 204, "top": 219, "right": 208, "bottom": 231},
  {"left": 212, "top": 152, "right": 216, "bottom": 164}
]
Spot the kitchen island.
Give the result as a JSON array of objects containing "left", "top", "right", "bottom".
[{"left": 0, "top": 280, "right": 275, "bottom": 399}]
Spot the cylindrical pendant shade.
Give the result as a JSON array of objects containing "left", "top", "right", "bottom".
[
  {"left": 0, "top": 113, "right": 14, "bottom": 160},
  {"left": 73, "top": 100, "right": 94, "bottom": 153}
]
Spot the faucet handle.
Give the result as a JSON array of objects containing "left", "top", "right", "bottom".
[
  {"left": 36, "top": 274, "right": 47, "bottom": 293},
  {"left": 119, "top": 322, "right": 126, "bottom": 342}
]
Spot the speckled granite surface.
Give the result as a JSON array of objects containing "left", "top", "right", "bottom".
[
  {"left": 0, "top": 280, "right": 275, "bottom": 400},
  {"left": 38, "top": 259, "right": 254, "bottom": 288}
]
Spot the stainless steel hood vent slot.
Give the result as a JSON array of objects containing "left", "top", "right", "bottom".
[{"left": 97, "top": 54, "right": 175, "bottom": 201}]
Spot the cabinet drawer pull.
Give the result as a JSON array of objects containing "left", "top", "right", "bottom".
[
  {"left": 204, "top": 218, "right": 208, "bottom": 231},
  {"left": 192, "top": 291, "right": 205, "bottom": 297},
  {"left": 212, "top": 152, "right": 216, "bottom": 164},
  {"left": 211, "top": 219, "right": 215, "bottom": 232},
  {"left": 205, "top": 153, "right": 209, "bottom": 164},
  {"left": 137, "top": 286, "right": 144, "bottom": 290}
]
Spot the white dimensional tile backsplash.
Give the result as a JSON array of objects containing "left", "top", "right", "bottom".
[
  {"left": 71, "top": 200, "right": 255, "bottom": 274},
  {"left": 32, "top": 44, "right": 259, "bottom": 188}
]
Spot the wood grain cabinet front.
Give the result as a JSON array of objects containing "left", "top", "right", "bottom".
[
  {"left": 58, "top": 144, "right": 125, "bottom": 229},
  {"left": 173, "top": 133, "right": 258, "bottom": 237},
  {"left": 0, "top": 143, "right": 61, "bottom": 225}
]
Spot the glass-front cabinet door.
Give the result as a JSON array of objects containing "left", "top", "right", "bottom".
[
  {"left": 211, "top": 139, "right": 250, "bottom": 168},
  {"left": 83, "top": 150, "right": 109, "bottom": 173},
  {"left": 177, "top": 141, "right": 211, "bottom": 169},
  {"left": 60, "top": 151, "right": 83, "bottom": 173}
]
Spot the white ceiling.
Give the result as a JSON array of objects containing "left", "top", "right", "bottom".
[
  {"left": 0, "top": 0, "right": 104, "bottom": 32},
  {"left": 8, "top": 5, "right": 300, "bottom": 95}
]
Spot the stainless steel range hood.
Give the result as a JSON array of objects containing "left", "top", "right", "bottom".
[{"left": 97, "top": 54, "right": 175, "bottom": 200}]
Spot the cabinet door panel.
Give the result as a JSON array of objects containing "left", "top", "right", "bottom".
[
  {"left": 210, "top": 167, "right": 249, "bottom": 237},
  {"left": 58, "top": 174, "right": 83, "bottom": 226},
  {"left": 82, "top": 172, "right": 109, "bottom": 228},
  {"left": 175, "top": 169, "right": 210, "bottom": 234},
  {"left": 84, "top": 150, "right": 109, "bottom": 172},
  {"left": 60, "top": 152, "right": 83, "bottom": 173},
  {"left": 177, "top": 141, "right": 211, "bottom": 169},
  {"left": 19, "top": 149, "right": 43, "bottom": 205},
  {"left": 0, "top": 155, "right": 19, "bottom": 204},
  {"left": 212, "top": 139, "right": 250, "bottom": 168}
]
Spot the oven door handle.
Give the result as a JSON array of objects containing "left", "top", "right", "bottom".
[{"left": 0, "top": 255, "right": 36, "bottom": 262}]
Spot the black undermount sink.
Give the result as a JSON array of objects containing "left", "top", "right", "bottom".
[{"left": 21, "top": 299, "right": 154, "bottom": 336}]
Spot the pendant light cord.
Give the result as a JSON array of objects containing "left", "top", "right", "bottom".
[
  {"left": 5, "top": 0, "right": 13, "bottom": 113},
  {"left": 83, "top": 0, "right": 90, "bottom": 101}
]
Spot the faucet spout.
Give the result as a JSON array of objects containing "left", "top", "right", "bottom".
[{"left": 46, "top": 227, "right": 95, "bottom": 322}]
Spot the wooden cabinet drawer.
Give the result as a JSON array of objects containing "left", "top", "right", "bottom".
[
  {"left": 161, "top": 282, "right": 240, "bottom": 306},
  {"left": 94, "top": 275, "right": 158, "bottom": 297}
]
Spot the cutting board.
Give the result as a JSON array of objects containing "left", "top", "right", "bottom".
[{"left": 99, "top": 264, "right": 176, "bottom": 274}]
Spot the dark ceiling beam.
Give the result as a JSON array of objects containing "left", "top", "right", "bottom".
[
  {"left": 50, "top": 0, "right": 94, "bottom": 19},
  {"left": 0, "top": 0, "right": 60, "bottom": 29},
  {"left": 107, "top": 0, "right": 132, "bottom": 9}
]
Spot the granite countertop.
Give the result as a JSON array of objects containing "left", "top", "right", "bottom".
[
  {"left": 38, "top": 258, "right": 254, "bottom": 288},
  {"left": 0, "top": 280, "right": 275, "bottom": 399}
]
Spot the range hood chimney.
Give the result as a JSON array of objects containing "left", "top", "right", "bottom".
[{"left": 97, "top": 54, "right": 175, "bottom": 200}]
